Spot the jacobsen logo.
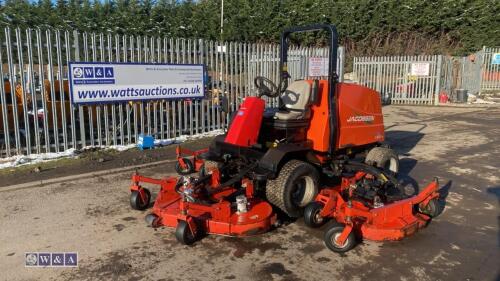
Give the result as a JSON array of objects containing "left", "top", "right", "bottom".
[
  {"left": 347, "top": 115, "right": 375, "bottom": 123},
  {"left": 72, "top": 66, "right": 115, "bottom": 85}
]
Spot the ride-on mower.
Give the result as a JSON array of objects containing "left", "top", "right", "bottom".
[{"left": 129, "top": 24, "right": 440, "bottom": 250}]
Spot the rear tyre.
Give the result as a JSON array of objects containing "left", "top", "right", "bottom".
[
  {"left": 266, "top": 160, "right": 319, "bottom": 218},
  {"left": 175, "top": 221, "right": 196, "bottom": 245},
  {"left": 175, "top": 158, "right": 194, "bottom": 175},
  {"left": 198, "top": 160, "right": 220, "bottom": 177},
  {"left": 365, "top": 147, "right": 399, "bottom": 175},
  {"left": 130, "top": 188, "right": 151, "bottom": 210},
  {"left": 304, "top": 202, "right": 326, "bottom": 228},
  {"left": 324, "top": 223, "right": 356, "bottom": 253},
  {"left": 419, "top": 198, "right": 440, "bottom": 218}
]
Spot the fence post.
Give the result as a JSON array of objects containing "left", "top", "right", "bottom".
[
  {"left": 478, "top": 46, "right": 486, "bottom": 95},
  {"left": 337, "top": 46, "right": 345, "bottom": 82},
  {"left": 434, "top": 55, "right": 443, "bottom": 105},
  {"left": 375, "top": 59, "right": 382, "bottom": 93}
]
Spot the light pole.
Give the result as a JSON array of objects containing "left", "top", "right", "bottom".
[
  {"left": 220, "top": 0, "right": 224, "bottom": 39},
  {"left": 219, "top": 0, "right": 224, "bottom": 82}
]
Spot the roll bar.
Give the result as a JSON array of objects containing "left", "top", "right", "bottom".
[{"left": 279, "top": 24, "right": 340, "bottom": 155}]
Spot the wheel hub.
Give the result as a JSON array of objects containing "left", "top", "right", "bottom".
[{"left": 332, "top": 233, "right": 347, "bottom": 248}]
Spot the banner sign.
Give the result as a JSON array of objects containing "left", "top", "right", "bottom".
[
  {"left": 410, "top": 62, "right": 430, "bottom": 76},
  {"left": 68, "top": 62, "right": 205, "bottom": 104},
  {"left": 308, "top": 57, "right": 329, "bottom": 77}
]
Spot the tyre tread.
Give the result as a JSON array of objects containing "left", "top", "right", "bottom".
[{"left": 265, "top": 160, "right": 318, "bottom": 217}]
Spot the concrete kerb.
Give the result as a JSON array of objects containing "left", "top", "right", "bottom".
[{"left": 0, "top": 159, "right": 178, "bottom": 193}]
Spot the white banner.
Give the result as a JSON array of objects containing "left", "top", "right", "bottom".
[
  {"left": 410, "top": 62, "right": 430, "bottom": 76},
  {"left": 308, "top": 57, "right": 329, "bottom": 77},
  {"left": 69, "top": 63, "right": 205, "bottom": 104}
]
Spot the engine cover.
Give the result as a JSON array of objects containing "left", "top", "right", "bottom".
[{"left": 224, "top": 97, "right": 265, "bottom": 147}]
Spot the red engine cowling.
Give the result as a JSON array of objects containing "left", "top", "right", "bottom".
[{"left": 224, "top": 97, "right": 265, "bottom": 147}]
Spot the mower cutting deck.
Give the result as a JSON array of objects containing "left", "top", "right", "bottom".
[
  {"left": 304, "top": 173, "right": 441, "bottom": 252},
  {"left": 129, "top": 170, "right": 276, "bottom": 244}
]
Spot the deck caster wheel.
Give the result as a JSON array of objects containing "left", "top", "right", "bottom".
[
  {"left": 130, "top": 188, "right": 151, "bottom": 210},
  {"left": 419, "top": 198, "right": 440, "bottom": 218},
  {"left": 145, "top": 214, "right": 159, "bottom": 227},
  {"left": 175, "top": 221, "right": 196, "bottom": 245},
  {"left": 304, "top": 202, "right": 326, "bottom": 228},
  {"left": 324, "top": 223, "right": 356, "bottom": 253},
  {"left": 175, "top": 158, "right": 194, "bottom": 175}
]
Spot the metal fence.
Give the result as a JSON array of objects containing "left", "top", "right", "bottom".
[
  {"left": 444, "top": 47, "right": 500, "bottom": 97},
  {"left": 0, "top": 27, "right": 343, "bottom": 158},
  {"left": 352, "top": 55, "right": 442, "bottom": 105},
  {"left": 480, "top": 47, "right": 500, "bottom": 92},
  {"left": 352, "top": 47, "right": 500, "bottom": 104}
]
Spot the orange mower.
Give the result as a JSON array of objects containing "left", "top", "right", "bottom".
[{"left": 128, "top": 24, "right": 442, "bottom": 249}]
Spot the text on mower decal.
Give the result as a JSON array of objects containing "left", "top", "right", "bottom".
[{"left": 347, "top": 115, "right": 375, "bottom": 123}]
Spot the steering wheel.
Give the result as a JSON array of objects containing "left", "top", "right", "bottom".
[{"left": 254, "top": 76, "right": 279, "bottom": 98}]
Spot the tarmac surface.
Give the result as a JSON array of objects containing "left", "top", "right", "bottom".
[{"left": 0, "top": 105, "right": 499, "bottom": 281}]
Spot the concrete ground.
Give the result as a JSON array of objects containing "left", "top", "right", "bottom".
[{"left": 0, "top": 105, "right": 499, "bottom": 281}]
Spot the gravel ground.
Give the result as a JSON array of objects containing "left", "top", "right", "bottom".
[{"left": 0, "top": 105, "right": 498, "bottom": 281}]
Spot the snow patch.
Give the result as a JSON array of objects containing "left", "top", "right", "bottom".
[
  {"left": 0, "top": 148, "right": 77, "bottom": 170},
  {"left": 0, "top": 130, "right": 224, "bottom": 170}
]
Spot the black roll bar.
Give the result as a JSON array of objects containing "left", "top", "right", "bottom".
[{"left": 279, "top": 24, "right": 339, "bottom": 155}]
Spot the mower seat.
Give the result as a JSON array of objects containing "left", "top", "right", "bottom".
[{"left": 274, "top": 80, "right": 312, "bottom": 120}]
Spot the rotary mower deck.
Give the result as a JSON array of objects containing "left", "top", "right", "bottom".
[
  {"left": 304, "top": 172, "right": 441, "bottom": 252},
  {"left": 129, "top": 170, "right": 276, "bottom": 244}
]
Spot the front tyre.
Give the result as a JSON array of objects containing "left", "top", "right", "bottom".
[
  {"left": 175, "top": 158, "right": 194, "bottom": 175},
  {"left": 419, "top": 198, "right": 440, "bottom": 218},
  {"left": 130, "top": 188, "right": 151, "bottom": 210},
  {"left": 266, "top": 160, "right": 319, "bottom": 218},
  {"left": 175, "top": 221, "right": 196, "bottom": 245},
  {"left": 324, "top": 223, "right": 356, "bottom": 253},
  {"left": 304, "top": 202, "right": 326, "bottom": 228}
]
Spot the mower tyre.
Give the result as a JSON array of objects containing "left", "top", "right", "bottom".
[
  {"left": 145, "top": 214, "right": 159, "bottom": 227},
  {"left": 199, "top": 160, "right": 220, "bottom": 177},
  {"left": 266, "top": 160, "right": 319, "bottom": 218},
  {"left": 419, "top": 198, "right": 440, "bottom": 218},
  {"left": 175, "top": 158, "right": 194, "bottom": 175},
  {"left": 130, "top": 188, "right": 151, "bottom": 210},
  {"left": 365, "top": 147, "right": 399, "bottom": 175},
  {"left": 304, "top": 202, "right": 327, "bottom": 228},
  {"left": 324, "top": 223, "right": 356, "bottom": 253},
  {"left": 175, "top": 221, "right": 196, "bottom": 245}
]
